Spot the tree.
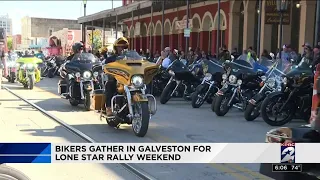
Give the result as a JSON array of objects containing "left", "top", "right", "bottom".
[
  {"left": 87, "top": 30, "right": 102, "bottom": 52},
  {"left": 7, "top": 36, "right": 12, "bottom": 50}
]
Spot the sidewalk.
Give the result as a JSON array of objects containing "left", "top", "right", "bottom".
[{"left": 0, "top": 89, "right": 139, "bottom": 180}]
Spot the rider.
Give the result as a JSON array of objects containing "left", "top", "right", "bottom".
[
  {"left": 35, "top": 50, "right": 45, "bottom": 60},
  {"left": 62, "top": 42, "right": 84, "bottom": 98},
  {"left": 104, "top": 37, "right": 129, "bottom": 117}
]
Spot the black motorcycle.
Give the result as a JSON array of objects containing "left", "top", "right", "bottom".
[
  {"left": 244, "top": 58, "right": 284, "bottom": 121},
  {"left": 260, "top": 58, "right": 313, "bottom": 126},
  {"left": 191, "top": 59, "right": 223, "bottom": 108},
  {"left": 159, "top": 59, "right": 202, "bottom": 104},
  {"left": 58, "top": 53, "right": 102, "bottom": 111},
  {"left": 213, "top": 57, "right": 264, "bottom": 116},
  {"left": 150, "top": 67, "right": 171, "bottom": 96},
  {"left": 48, "top": 56, "right": 66, "bottom": 78}
]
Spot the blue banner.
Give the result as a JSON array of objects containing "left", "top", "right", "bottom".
[
  {"left": 0, "top": 156, "right": 51, "bottom": 163},
  {"left": 0, "top": 143, "right": 51, "bottom": 155}
]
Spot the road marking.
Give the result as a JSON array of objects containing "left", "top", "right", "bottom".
[{"left": 19, "top": 84, "right": 268, "bottom": 180}]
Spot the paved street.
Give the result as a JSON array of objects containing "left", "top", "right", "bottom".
[{"left": 0, "top": 77, "right": 305, "bottom": 180}]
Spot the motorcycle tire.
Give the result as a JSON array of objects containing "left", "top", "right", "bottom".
[
  {"left": 28, "top": 75, "right": 34, "bottom": 90},
  {"left": 84, "top": 91, "right": 91, "bottom": 111},
  {"left": 160, "top": 81, "right": 176, "bottom": 104},
  {"left": 0, "top": 164, "right": 30, "bottom": 180},
  {"left": 132, "top": 102, "right": 150, "bottom": 137},
  {"left": 191, "top": 91, "right": 205, "bottom": 108},
  {"left": 214, "top": 95, "right": 231, "bottom": 116},
  {"left": 260, "top": 95, "right": 294, "bottom": 126},
  {"left": 244, "top": 103, "right": 260, "bottom": 121},
  {"left": 69, "top": 99, "right": 79, "bottom": 106},
  {"left": 47, "top": 69, "right": 55, "bottom": 78}
]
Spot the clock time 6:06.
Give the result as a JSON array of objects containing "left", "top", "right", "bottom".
[{"left": 272, "top": 164, "right": 302, "bottom": 172}]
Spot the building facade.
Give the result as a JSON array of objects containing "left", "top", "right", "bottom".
[
  {"left": 21, "top": 16, "right": 81, "bottom": 49},
  {"left": 0, "top": 15, "right": 12, "bottom": 36},
  {"left": 78, "top": 0, "right": 319, "bottom": 55},
  {"left": 12, "top": 34, "right": 21, "bottom": 50}
]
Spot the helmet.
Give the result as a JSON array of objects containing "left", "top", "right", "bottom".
[
  {"left": 113, "top": 37, "right": 129, "bottom": 54},
  {"left": 72, "top": 42, "right": 84, "bottom": 54}
]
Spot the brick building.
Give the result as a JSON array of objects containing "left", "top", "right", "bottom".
[
  {"left": 78, "top": 0, "right": 319, "bottom": 55},
  {"left": 12, "top": 34, "right": 21, "bottom": 50}
]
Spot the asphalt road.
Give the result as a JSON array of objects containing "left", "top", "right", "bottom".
[{"left": 1, "top": 77, "right": 305, "bottom": 180}]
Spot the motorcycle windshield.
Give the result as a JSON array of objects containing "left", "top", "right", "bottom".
[
  {"left": 285, "top": 57, "right": 313, "bottom": 77},
  {"left": 16, "top": 56, "right": 43, "bottom": 64},
  {"left": 231, "top": 54, "right": 254, "bottom": 69},
  {"left": 202, "top": 59, "right": 223, "bottom": 74},
  {"left": 259, "top": 57, "right": 274, "bottom": 69},
  {"left": 116, "top": 50, "right": 143, "bottom": 61},
  {"left": 167, "top": 59, "right": 189, "bottom": 73},
  {"left": 70, "top": 53, "right": 100, "bottom": 71}
]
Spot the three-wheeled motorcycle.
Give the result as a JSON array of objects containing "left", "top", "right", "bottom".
[
  {"left": 98, "top": 50, "right": 158, "bottom": 137},
  {"left": 58, "top": 53, "right": 102, "bottom": 111},
  {"left": 15, "top": 55, "right": 42, "bottom": 89}
]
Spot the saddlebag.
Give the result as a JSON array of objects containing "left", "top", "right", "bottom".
[
  {"left": 91, "top": 89, "right": 105, "bottom": 111},
  {"left": 58, "top": 80, "right": 67, "bottom": 95}
]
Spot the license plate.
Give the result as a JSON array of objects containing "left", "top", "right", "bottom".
[
  {"left": 249, "top": 99, "right": 256, "bottom": 104},
  {"left": 217, "top": 90, "right": 224, "bottom": 95}
]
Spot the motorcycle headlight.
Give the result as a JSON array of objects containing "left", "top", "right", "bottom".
[
  {"left": 261, "top": 76, "right": 267, "bottom": 82},
  {"left": 222, "top": 73, "right": 227, "bottom": 80},
  {"left": 282, "top": 77, "right": 287, "bottom": 85},
  {"left": 266, "top": 78, "right": 276, "bottom": 88},
  {"left": 229, "top": 75, "right": 237, "bottom": 84},
  {"left": 237, "top": 79, "right": 242, "bottom": 86},
  {"left": 93, "top": 72, "right": 99, "bottom": 77},
  {"left": 75, "top": 72, "right": 81, "bottom": 78},
  {"left": 131, "top": 75, "right": 144, "bottom": 88},
  {"left": 83, "top": 71, "right": 92, "bottom": 79},
  {"left": 26, "top": 64, "right": 34, "bottom": 69},
  {"left": 204, "top": 73, "right": 212, "bottom": 80},
  {"left": 168, "top": 70, "right": 175, "bottom": 76}
]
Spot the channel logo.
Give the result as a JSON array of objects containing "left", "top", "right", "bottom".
[{"left": 281, "top": 142, "right": 295, "bottom": 163}]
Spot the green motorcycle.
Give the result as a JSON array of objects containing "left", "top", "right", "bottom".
[{"left": 16, "top": 56, "right": 42, "bottom": 90}]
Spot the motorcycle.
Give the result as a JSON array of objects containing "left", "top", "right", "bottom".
[
  {"left": 39, "top": 56, "right": 52, "bottom": 77},
  {"left": 260, "top": 57, "right": 313, "bottom": 126},
  {"left": 58, "top": 53, "right": 102, "bottom": 111},
  {"left": 159, "top": 59, "right": 202, "bottom": 104},
  {"left": 6, "top": 53, "right": 18, "bottom": 83},
  {"left": 48, "top": 55, "right": 66, "bottom": 78},
  {"left": 191, "top": 59, "right": 224, "bottom": 108},
  {"left": 213, "top": 55, "right": 266, "bottom": 116},
  {"left": 150, "top": 66, "right": 171, "bottom": 97},
  {"left": 15, "top": 55, "right": 42, "bottom": 89},
  {"left": 244, "top": 57, "right": 286, "bottom": 121},
  {"left": 101, "top": 50, "right": 158, "bottom": 137}
]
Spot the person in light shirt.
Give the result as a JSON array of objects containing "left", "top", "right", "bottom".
[{"left": 161, "top": 47, "right": 172, "bottom": 69}]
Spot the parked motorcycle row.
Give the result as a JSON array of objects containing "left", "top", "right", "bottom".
[
  {"left": 153, "top": 53, "right": 314, "bottom": 127},
  {"left": 3, "top": 50, "right": 314, "bottom": 137}
]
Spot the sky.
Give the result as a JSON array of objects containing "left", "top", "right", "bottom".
[{"left": 1, "top": 1, "right": 123, "bottom": 35}]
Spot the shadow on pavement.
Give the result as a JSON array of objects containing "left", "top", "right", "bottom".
[
  {"left": 4, "top": 104, "right": 37, "bottom": 111},
  {"left": 33, "top": 98, "right": 85, "bottom": 112}
]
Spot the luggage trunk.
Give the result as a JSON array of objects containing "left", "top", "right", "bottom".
[{"left": 91, "top": 89, "right": 105, "bottom": 111}]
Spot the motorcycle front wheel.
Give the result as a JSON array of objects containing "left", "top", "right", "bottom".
[
  {"left": 84, "top": 91, "right": 91, "bottom": 111},
  {"left": 244, "top": 103, "right": 261, "bottom": 121},
  {"left": 160, "top": 81, "right": 176, "bottom": 104},
  {"left": 28, "top": 75, "right": 34, "bottom": 90},
  {"left": 132, "top": 102, "right": 150, "bottom": 137},
  {"left": 214, "top": 94, "right": 232, "bottom": 116},
  {"left": 47, "top": 68, "right": 55, "bottom": 78},
  {"left": 260, "top": 94, "right": 295, "bottom": 126},
  {"left": 191, "top": 87, "right": 206, "bottom": 108}
]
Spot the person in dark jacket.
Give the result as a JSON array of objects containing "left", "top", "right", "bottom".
[
  {"left": 218, "top": 45, "right": 231, "bottom": 62},
  {"left": 261, "top": 49, "right": 272, "bottom": 60}
]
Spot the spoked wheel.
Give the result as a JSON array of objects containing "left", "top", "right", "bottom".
[
  {"left": 69, "top": 98, "right": 79, "bottom": 106},
  {"left": 191, "top": 91, "right": 205, "bottom": 108},
  {"left": 28, "top": 75, "right": 34, "bottom": 90},
  {"left": 261, "top": 95, "right": 294, "bottom": 126},
  {"left": 132, "top": 102, "right": 150, "bottom": 137},
  {"left": 214, "top": 94, "right": 232, "bottom": 116}
]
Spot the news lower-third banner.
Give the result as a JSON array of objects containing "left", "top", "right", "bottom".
[
  {"left": 0, "top": 143, "right": 51, "bottom": 163},
  {"left": 0, "top": 143, "right": 319, "bottom": 163}
]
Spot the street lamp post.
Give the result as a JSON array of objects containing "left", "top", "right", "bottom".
[
  {"left": 82, "top": 0, "right": 87, "bottom": 44},
  {"left": 276, "top": 0, "right": 288, "bottom": 60}
]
